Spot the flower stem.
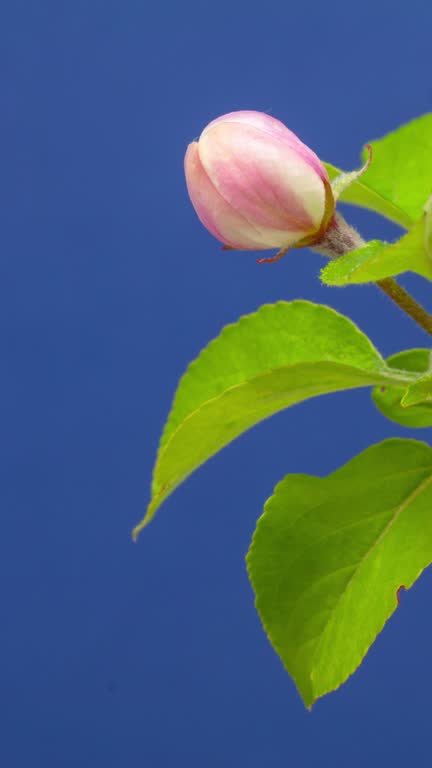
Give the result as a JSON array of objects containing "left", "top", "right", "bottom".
[
  {"left": 376, "top": 278, "right": 432, "bottom": 337},
  {"left": 314, "top": 213, "right": 432, "bottom": 338}
]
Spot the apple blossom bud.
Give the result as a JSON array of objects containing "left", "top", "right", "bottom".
[{"left": 184, "top": 111, "right": 335, "bottom": 256}]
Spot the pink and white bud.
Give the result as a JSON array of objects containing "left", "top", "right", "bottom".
[{"left": 184, "top": 111, "right": 335, "bottom": 253}]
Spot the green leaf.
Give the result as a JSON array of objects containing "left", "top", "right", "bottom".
[
  {"left": 133, "top": 302, "right": 415, "bottom": 537},
  {"left": 402, "top": 372, "right": 432, "bottom": 407},
  {"left": 424, "top": 194, "right": 432, "bottom": 258},
  {"left": 321, "top": 204, "right": 432, "bottom": 284},
  {"left": 358, "top": 114, "right": 432, "bottom": 224},
  {"left": 324, "top": 163, "right": 412, "bottom": 229},
  {"left": 320, "top": 240, "right": 389, "bottom": 285},
  {"left": 247, "top": 439, "right": 432, "bottom": 707},
  {"left": 372, "top": 349, "right": 432, "bottom": 427},
  {"left": 324, "top": 113, "right": 432, "bottom": 230}
]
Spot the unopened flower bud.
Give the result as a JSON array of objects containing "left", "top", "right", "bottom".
[{"left": 184, "top": 111, "right": 335, "bottom": 258}]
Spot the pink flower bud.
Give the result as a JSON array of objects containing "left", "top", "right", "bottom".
[{"left": 184, "top": 111, "right": 334, "bottom": 254}]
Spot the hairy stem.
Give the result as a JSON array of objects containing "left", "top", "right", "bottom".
[
  {"left": 376, "top": 279, "right": 432, "bottom": 337},
  {"left": 314, "top": 213, "right": 432, "bottom": 338}
]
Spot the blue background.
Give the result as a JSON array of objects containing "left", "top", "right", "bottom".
[{"left": 1, "top": 1, "right": 432, "bottom": 766}]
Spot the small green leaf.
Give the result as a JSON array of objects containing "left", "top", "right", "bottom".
[
  {"left": 324, "top": 114, "right": 432, "bottom": 229},
  {"left": 247, "top": 439, "right": 432, "bottom": 707},
  {"left": 401, "top": 373, "right": 432, "bottom": 407},
  {"left": 320, "top": 240, "right": 389, "bottom": 285},
  {"left": 133, "top": 302, "right": 415, "bottom": 537},
  {"left": 321, "top": 204, "right": 432, "bottom": 284},
  {"left": 372, "top": 350, "right": 432, "bottom": 427}
]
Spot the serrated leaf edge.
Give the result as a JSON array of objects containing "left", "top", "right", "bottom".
[{"left": 246, "top": 439, "right": 432, "bottom": 707}]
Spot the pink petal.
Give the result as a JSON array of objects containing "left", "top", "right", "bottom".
[
  {"left": 203, "top": 111, "right": 329, "bottom": 184},
  {"left": 184, "top": 142, "right": 275, "bottom": 249},
  {"left": 198, "top": 121, "right": 326, "bottom": 236}
]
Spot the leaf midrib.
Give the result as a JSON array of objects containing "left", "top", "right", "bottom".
[
  {"left": 257, "top": 464, "right": 432, "bottom": 596},
  {"left": 350, "top": 181, "right": 412, "bottom": 228},
  {"left": 310, "top": 467, "right": 432, "bottom": 694},
  {"left": 155, "top": 361, "right": 416, "bottom": 479}
]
